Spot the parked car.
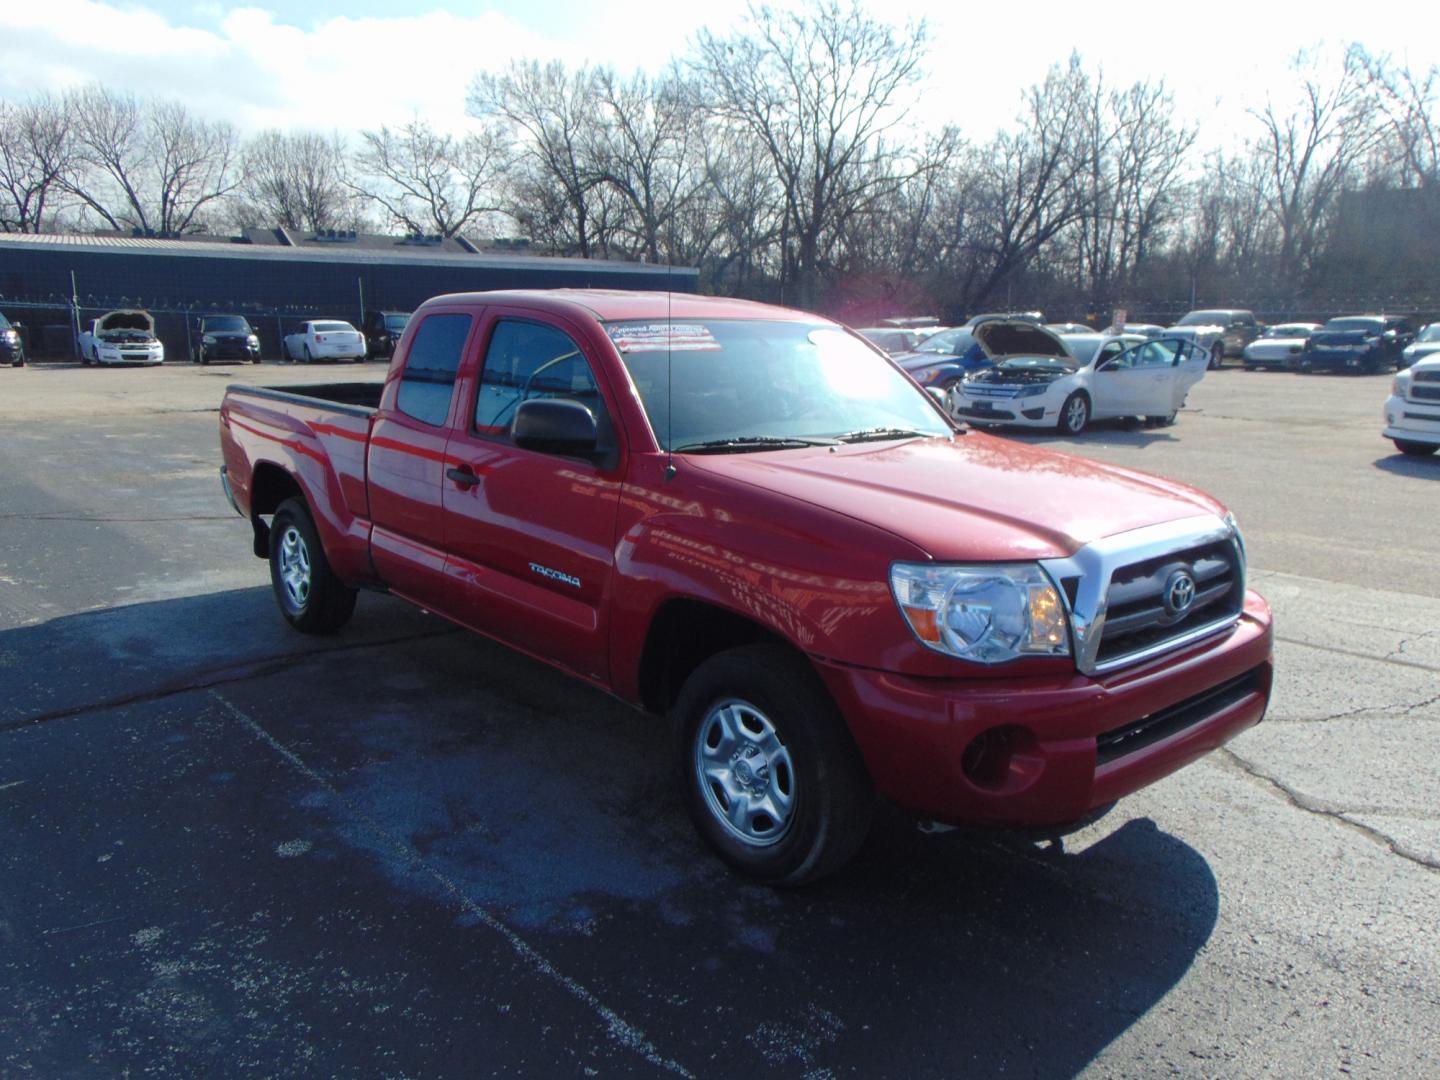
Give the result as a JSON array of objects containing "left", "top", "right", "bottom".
[
  {"left": 194, "top": 314, "right": 262, "bottom": 364},
  {"left": 1399, "top": 323, "right": 1440, "bottom": 370},
  {"left": 1297, "top": 315, "right": 1414, "bottom": 374},
  {"left": 283, "top": 319, "right": 366, "bottom": 363},
  {"left": 218, "top": 289, "right": 1273, "bottom": 884},
  {"left": 952, "top": 325, "right": 1209, "bottom": 435},
  {"left": 892, "top": 326, "right": 989, "bottom": 391},
  {"left": 1242, "top": 323, "right": 1322, "bottom": 371},
  {"left": 857, "top": 327, "right": 925, "bottom": 355},
  {"left": 77, "top": 310, "right": 164, "bottom": 366},
  {"left": 0, "top": 312, "right": 24, "bottom": 367},
  {"left": 1384, "top": 355, "right": 1440, "bottom": 455},
  {"left": 1165, "top": 309, "right": 1261, "bottom": 368},
  {"left": 1121, "top": 323, "right": 1168, "bottom": 338},
  {"left": 364, "top": 310, "right": 412, "bottom": 360},
  {"left": 1044, "top": 322, "right": 1094, "bottom": 335}
]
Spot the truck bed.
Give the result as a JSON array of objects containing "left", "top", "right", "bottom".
[{"left": 224, "top": 381, "right": 385, "bottom": 415}]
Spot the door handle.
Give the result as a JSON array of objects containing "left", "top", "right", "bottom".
[{"left": 446, "top": 465, "right": 480, "bottom": 488}]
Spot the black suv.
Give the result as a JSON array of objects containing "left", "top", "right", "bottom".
[
  {"left": 194, "top": 315, "right": 262, "bottom": 364},
  {"left": 0, "top": 313, "right": 24, "bottom": 366},
  {"left": 1298, "top": 315, "right": 1415, "bottom": 374},
  {"left": 364, "top": 310, "right": 411, "bottom": 360}
]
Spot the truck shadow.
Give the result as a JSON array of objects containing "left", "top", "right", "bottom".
[
  {"left": 1373, "top": 452, "right": 1440, "bottom": 477},
  {"left": 2, "top": 589, "right": 1218, "bottom": 1076}
]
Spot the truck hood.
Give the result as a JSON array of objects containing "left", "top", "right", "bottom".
[
  {"left": 1310, "top": 329, "right": 1379, "bottom": 347},
  {"left": 690, "top": 433, "right": 1224, "bottom": 561},
  {"left": 1164, "top": 324, "right": 1220, "bottom": 341}
]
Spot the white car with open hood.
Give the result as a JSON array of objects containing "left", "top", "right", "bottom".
[
  {"left": 77, "top": 310, "right": 165, "bottom": 366},
  {"left": 949, "top": 320, "right": 1211, "bottom": 435}
]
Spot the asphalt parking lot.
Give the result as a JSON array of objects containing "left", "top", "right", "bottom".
[{"left": 1, "top": 359, "right": 1437, "bottom": 1077}]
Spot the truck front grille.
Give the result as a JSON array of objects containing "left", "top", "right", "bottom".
[{"left": 1094, "top": 540, "right": 1242, "bottom": 667}]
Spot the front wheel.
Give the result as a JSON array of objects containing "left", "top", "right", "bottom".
[
  {"left": 675, "top": 644, "right": 874, "bottom": 886},
  {"left": 1058, "top": 392, "right": 1090, "bottom": 435},
  {"left": 1394, "top": 439, "right": 1437, "bottom": 457},
  {"left": 268, "top": 497, "right": 357, "bottom": 633}
]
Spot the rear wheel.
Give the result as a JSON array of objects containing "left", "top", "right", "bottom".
[
  {"left": 675, "top": 644, "right": 873, "bottom": 885},
  {"left": 1058, "top": 392, "right": 1090, "bottom": 435},
  {"left": 268, "top": 497, "right": 357, "bottom": 633},
  {"left": 1394, "top": 439, "right": 1437, "bottom": 457}
]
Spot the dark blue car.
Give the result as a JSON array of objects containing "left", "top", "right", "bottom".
[
  {"left": 1298, "top": 315, "right": 1414, "bottom": 374},
  {"left": 893, "top": 327, "right": 991, "bottom": 391}
]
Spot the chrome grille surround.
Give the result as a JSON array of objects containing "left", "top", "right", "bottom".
[{"left": 1040, "top": 514, "right": 1245, "bottom": 677}]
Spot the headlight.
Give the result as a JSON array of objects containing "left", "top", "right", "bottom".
[
  {"left": 1016, "top": 383, "right": 1049, "bottom": 398},
  {"left": 890, "top": 562, "right": 1070, "bottom": 663},
  {"left": 1392, "top": 373, "right": 1410, "bottom": 396},
  {"left": 203, "top": 335, "right": 216, "bottom": 344},
  {"left": 248, "top": 335, "right": 259, "bottom": 345}
]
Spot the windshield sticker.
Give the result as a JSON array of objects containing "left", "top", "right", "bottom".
[{"left": 606, "top": 323, "right": 721, "bottom": 354}]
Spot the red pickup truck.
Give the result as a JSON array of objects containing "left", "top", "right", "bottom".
[{"left": 219, "top": 290, "right": 1273, "bottom": 884}]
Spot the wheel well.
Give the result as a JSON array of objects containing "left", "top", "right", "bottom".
[
  {"left": 247, "top": 464, "right": 304, "bottom": 557},
  {"left": 637, "top": 599, "right": 793, "bottom": 715}
]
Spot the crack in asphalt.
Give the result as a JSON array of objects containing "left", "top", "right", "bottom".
[
  {"left": 1385, "top": 629, "right": 1440, "bottom": 662},
  {"left": 1219, "top": 748, "right": 1440, "bottom": 873},
  {"left": 0, "top": 626, "right": 461, "bottom": 735},
  {"left": 209, "top": 688, "right": 693, "bottom": 1078},
  {"left": 1266, "top": 690, "right": 1440, "bottom": 725},
  {"left": 1274, "top": 633, "right": 1440, "bottom": 674}
]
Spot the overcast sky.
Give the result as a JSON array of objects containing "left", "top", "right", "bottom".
[{"left": 3, "top": 0, "right": 1435, "bottom": 150}]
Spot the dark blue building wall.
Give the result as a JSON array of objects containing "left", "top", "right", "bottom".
[{"left": 0, "top": 243, "right": 698, "bottom": 359}]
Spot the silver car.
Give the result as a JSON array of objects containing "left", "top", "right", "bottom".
[
  {"left": 1400, "top": 323, "right": 1440, "bottom": 370},
  {"left": 1242, "top": 323, "right": 1322, "bottom": 371}
]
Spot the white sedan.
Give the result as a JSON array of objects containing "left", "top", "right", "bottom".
[
  {"left": 950, "top": 322, "right": 1210, "bottom": 435},
  {"left": 77, "top": 309, "right": 165, "bottom": 366},
  {"left": 1242, "top": 323, "right": 1322, "bottom": 371},
  {"left": 283, "top": 320, "right": 366, "bottom": 363}
]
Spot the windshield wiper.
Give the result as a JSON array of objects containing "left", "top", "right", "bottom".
[
  {"left": 672, "top": 435, "right": 838, "bottom": 453},
  {"left": 833, "top": 427, "right": 933, "bottom": 443}
]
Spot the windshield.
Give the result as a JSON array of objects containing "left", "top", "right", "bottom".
[
  {"left": 384, "top": 314, "right": 410, "bottom": 331},
  {"left": 997, "top": 356, "right": 1076, "bottom": 374},
  {"left": 1262, "top": 324, "right": 1309, "bottom": 338},
  {"left": 1417, "top": 325, "right": 1440, "bottom": 343},
  {"left": 914, "top": 327, "right": 975, "bottom": 355},
  {"left": 1322, "top": 318, "right": 1383, "bottom": 334},
  {"left": 1176, "top": 310, "right": 1231, "bottom": 326},
  {"left": 206, "top": 316, "right": 250, "bottom": 332},
  {"left": 1062, "top": 336, "right": 1106, "bottom": 365},
  {"left": 606, "top": 319, "right": 952, "bottom": 451},
  {"left": 315, "top": 321, "right": 354, "bottom": 333}
]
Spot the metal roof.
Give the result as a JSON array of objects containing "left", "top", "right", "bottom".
[{"left": 0, "top": 231, "right": 698, "bottom": 279}]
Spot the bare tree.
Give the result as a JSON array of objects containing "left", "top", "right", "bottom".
[
  {"left": 1357, "top": 48, "right": 1439, "bottom": 189},
  {"left": 237, "top": 129, "right": 358, "bottom": 232},
  {"left": 0, "top": 94, "right": 72, "bottom": 232},
  {"left": 469, "top": 61, "right": 607, "bottom": 255},
  {"left": 61, "top": 84, "right": 240, "bottom": 234},
  {"left": 690, "top": 1, "right": 929, "bottom": 309},
  {"left": 1249, "top": 48, "right": 1383, "bottom": 288},
  {"left": 353, "top": 118, "right": 508, "bottom": 238}
]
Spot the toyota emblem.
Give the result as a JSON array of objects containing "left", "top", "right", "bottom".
[{"left": 1163, "top": 568, "right": 1196, "bottom": 617}]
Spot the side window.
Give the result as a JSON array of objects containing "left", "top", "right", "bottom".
[
  {"left": 475, "top": 319, "right": 608, "bottom": 437},
  {"left": 396, "top": 313, "right": 473, "bottom": 427},
  {"left": 1097, "top": 342, "right": 1130, "bottom": 368}
]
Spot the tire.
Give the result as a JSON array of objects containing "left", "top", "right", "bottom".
[
  {"left": 268, "top": 497, "right": 357, "bottom": 633},
  {"left": 675, "top": 643, "right": 874, "bottom": 886},
  {"left": 1058, "top": 391, "right": 1090, "bottom": 435},
  {"left": 1394, "top": 439, "right": 1437, "bottom": 457},
  {"left": 1244, "top": 364, "right": 1256, "bottom": 372},
  {"left": 1208, "top": 342, "right": 1224, "bottom": 370}
]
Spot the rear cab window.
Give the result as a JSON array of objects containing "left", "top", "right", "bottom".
[{"left": 396, "top": 313, "right": 474, "bottom": 426}]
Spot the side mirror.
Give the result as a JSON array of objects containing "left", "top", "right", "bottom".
[{"left": 512, "top": 398, "right": 599, "bottom": 457}]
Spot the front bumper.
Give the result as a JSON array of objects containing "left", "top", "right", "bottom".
[
  {"left": 951, "top": 394, "right": 1053, "bottom": 427},
  {"left": 1383, "top": 393, "right": 1440, "bottom": 445},
  {"left": 1302, "top": 348, "right": 1379, "bottom": 371},
  {"left": 815, "top": 589, "right": 1273, "bottom": 828},
  {"left": 96, "top": 346, "right": 164, "bottom": 365},
  {"left": 205, "top": 339, "right": 260, "bottom": 360}
]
